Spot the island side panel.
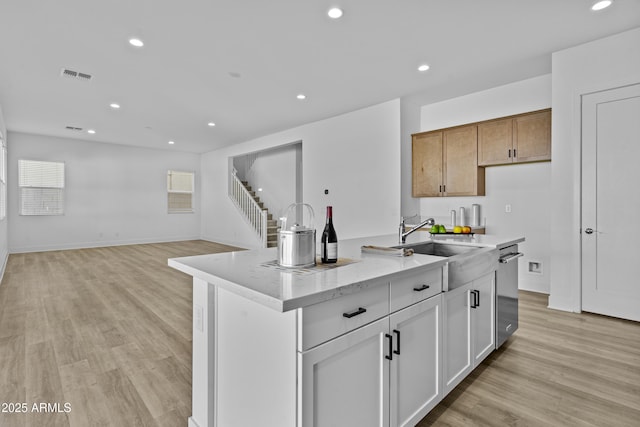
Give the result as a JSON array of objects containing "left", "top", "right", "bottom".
[
  {"left": 216, "top": 286, "right": 298, "bottom": 427},
  {"left": 190, "top": 277, "right": 216, "bottom": 427}
]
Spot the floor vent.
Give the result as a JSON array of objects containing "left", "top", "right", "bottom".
[
  {"left": 61, "top": 68, "right": 93, "bottom": 82},
  {"left": 65, "top": 126, "right": 83, "bottom": 131}
]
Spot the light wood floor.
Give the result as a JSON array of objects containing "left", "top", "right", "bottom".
[
  {"left": 1, "top": 241, "right": 639, "bottom": 427},
  {"left": 0, "top": 240, "right": 241, "bottom": 427}
]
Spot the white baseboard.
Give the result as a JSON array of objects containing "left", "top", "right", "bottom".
[
  {"left": 9, "top": 235, "right": 202, "bottom": 254},
  {"left": 0, "top": 249, "right": 8, "bottom": 285},
  {"left": 188, "top": 416, "right": 201, "bottom": 427}
]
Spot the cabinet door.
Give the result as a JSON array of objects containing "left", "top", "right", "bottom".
[
  {"left": 299, "top": 317, "right": 390, "bottom": 427},
  {"left": 442, "top": 282, "right": 473, "bottom": 396},
  {"left": 389, "top": 295, "right": 442, "bottom": 427},
  {"left": 478, "top": 118, "right": 513, "bottom": 166},
  {"left": 472, "top": 272, "right": 496, "bottom": 365},
  {"left": 443, "top": 126, "right": 485, "bottom": 196},
  {"left": 412, "top": 132, "right": 443, "bottom": 197},
  {"left": 513, "top": 109, "right": 551, "bottom": 163}
]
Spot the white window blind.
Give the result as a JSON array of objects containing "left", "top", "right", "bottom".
[
  {"left": 167, "top": 170, "right": 194, "bottom": 213},
  {"left": 0, "top": 134, "right": 6, "bottom": 220},
  {"left": 18, "top": 159, "right": 65, "bottom": 216}
]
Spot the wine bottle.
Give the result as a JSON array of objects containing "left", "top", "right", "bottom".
[{"left": 321, "top": 206, "right": 338, "bottom": 263}]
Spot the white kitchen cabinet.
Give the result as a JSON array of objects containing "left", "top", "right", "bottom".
[
  {"left": 442, "top": 282, "right": 473, "bottom": 395},
  {"left": 443, "top": 272, "right": 495, "bottom": 396},
  {"left": 389, "top": 295, "right": 442, "bottom": 427},
  {"left": 299, "top": 317, "right": 390, "bottom": 427},
  {"left": 472, "top": 272, "right": 496, "bottom": 365},
  {"left": 300, "top": 294, "right": 443, "bottom": 427}
]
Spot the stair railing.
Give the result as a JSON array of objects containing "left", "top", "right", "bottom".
[{"left": 229, "top": 168, "right": 269, "bottom": 248}]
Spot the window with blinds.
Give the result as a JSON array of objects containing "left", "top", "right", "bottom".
[
  {"left": 167, "top": 170, "right": 194, "bottom": 213},
  {"left": 18, "top": 159, "right": 65, "bottom": 216},
  {"left": 0, "top": 134, "right": 6, "bottom": 220}
]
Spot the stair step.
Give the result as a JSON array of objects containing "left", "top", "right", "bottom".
[{"left": 267, "top": 242, "right": 278, "bottom": 248}]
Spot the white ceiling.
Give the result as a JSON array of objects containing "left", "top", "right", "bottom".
[{"left": 1, "top": 0, "right": 639, "bottom": 153}]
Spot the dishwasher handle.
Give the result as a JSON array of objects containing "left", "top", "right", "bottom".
[{"left": 499, "top": 252, "right": 524, "bottom": 264}]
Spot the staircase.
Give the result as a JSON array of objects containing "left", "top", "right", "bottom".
[
  {"left": 241, "top": 181, "right": 279, "bottom": 248},
  {"left": 229, "top": 168, "right": 278, "bottom": 248}
]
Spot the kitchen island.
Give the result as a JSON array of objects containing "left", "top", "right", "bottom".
[{"left": 169, "top": 233, "right": 524, "bottom": 427}]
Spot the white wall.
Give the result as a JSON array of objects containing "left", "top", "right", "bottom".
[
  {"left": 550, "top": 27, "right": 640, "bottom": 312},
  {"left": 8, "top": 132, "right": 201, "bottom": 252},
  {"left": 417, "top": 75, "right": 552, "bottom": 293},
  {"left": 201, "top": 100, "right": 401, "bottom": 249},
  {"left": 0, "top": 105, "right": 8, "bottom": 279}
]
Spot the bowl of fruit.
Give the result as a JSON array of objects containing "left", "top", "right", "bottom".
[{"left": 429, "top": 224, "right": 473, "bottom": 235}]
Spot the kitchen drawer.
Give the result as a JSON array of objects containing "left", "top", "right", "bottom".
[
  {"left": 390, "top": 267, "right": 443, "bottom": 312},
  {"left": 298, "top": 281, "right": 389, "bottom": 351}
]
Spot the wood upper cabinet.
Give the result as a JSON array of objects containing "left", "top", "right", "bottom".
[
  {"left": 412, "top": 125, "right": 485, "bottom": 197},
  {"left": 478, "top": 109, "right": 551, "bottom": 166},
  {"left": 412, "top": 132, "right": 443, "bottom": 197},
  {"left": 443, "top": 125, "right": 485, "bottom": 197}
]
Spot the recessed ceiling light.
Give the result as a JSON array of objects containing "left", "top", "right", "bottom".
[
  {"left": 129, "top": 38, "right": 144, "bottom": 47},
  {"left": 328, "top": 7, "right": 343, "bottom": 19},
  {"left": 418, "top": 64, "right": 430, "bottom": 72},
  {"left": 168, "top": 140, "right": 175, "bottom": 145},
  {"left": 208, "top": 122, "right": 216, "bottom": 127},
  {"left": 297, "top": 94, "right": 307, "bottom": 100},
  {"left": 109, "top": 103, "right": 121, "bottom": 109},
  {"left": 591, "top": 0, "right": 612, "bottom": 10},
  {"left": 87, "top": 129, "right": 96, "bottom": 134}
]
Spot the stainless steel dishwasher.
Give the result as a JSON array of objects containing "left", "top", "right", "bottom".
[{"left": 496, "top": 244, "right": 523, "bottom": 348}]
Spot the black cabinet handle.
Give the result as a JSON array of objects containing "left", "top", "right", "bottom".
[
  {"left": 513, "top": 149, "right": 516, "bottom": 158},
  {"left": 343, "top": 307, "right": 367, "bottom": 319},
  {"left": 470, "top": 290, "right": 477, "bottom": 309},
  {"left": 413, "top": 284, "right": 430, "bottom": 292},
  {"left": 393, "top": 329, "right": 401, "bottom": 355},
  {"left": 476, "top": 290, "right": 480, "bottom": 307},
  {"left": 443, "top": 185, "right": 446, "bottom": 193},
  {"left": 439, "top": 185, "right": 442, "bottom": 193},
  {"left": 508, "top": 149, "right": 512, "bottom": 158},
  {"left": 385, "top": 333, "right": 393, "bottom": 360}
]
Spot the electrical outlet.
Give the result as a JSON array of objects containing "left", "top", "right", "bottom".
[
  {"left": 195, "top": 304, "right": 204, "bottom": 332},
  {"left": 528, "top": 261, "right": 543, "bottom": 274},
  {"left": 505, "top": 204, "right": 512, "bottom": 213}
]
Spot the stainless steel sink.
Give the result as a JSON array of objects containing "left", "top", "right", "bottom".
[
  {"left": 395, "top": 242, "right": 499, "bottom": 290},
  {"left": 400, "top": 242, "right": 479, "bottom": 257}
]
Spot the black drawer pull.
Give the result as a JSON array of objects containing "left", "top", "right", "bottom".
[
  {"left": 413, "top": 284, "right": 430, "bottom": 292},
  {"left": 343, "top": 307, "right": 367, "bottom": 319}
]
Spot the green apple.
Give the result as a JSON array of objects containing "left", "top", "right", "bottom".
[
  {"left": 438, "top": 225, "right": 447, "bottom": 233},
  {"left": 430, "top": 225, "right": 439, "bottom": 233}
]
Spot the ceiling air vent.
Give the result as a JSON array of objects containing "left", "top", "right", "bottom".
[
  {"left": 60, "top": 68, "right": 93, "bottom": 82},
  {"left": 65, "top": 126, "right": 83, "bottom": 131}
]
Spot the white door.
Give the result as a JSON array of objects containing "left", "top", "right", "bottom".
[
  {"left": 299, "top": 317, "right": 390, "bottom": 427},
  {"left": 389, "top": 295, "right": 442, "bottom": 427},
  {"left": 472, "top": 273, "right": 496, "bottom": 365},
  {"left": 582, "top": 83, "right": 640, "bottom": 322},
  {"left": 442, "top": 282, "right": 473, "bottom": 396}
]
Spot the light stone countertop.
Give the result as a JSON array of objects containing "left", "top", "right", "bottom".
[{"left": 168, "top": 233, "right": 524, "bottom": 312}]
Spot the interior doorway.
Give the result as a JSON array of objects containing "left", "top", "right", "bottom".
[{"left": 581, "top": 83, "right": 640, "bottom": 322}]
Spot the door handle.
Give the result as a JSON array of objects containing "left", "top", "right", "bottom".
[{"left": 385, "top": 333, "right": 393, "bottom": 360}]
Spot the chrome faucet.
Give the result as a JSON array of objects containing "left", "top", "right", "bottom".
[{"left": 399, "top": 217, "right": 435, "bottom": 244}]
